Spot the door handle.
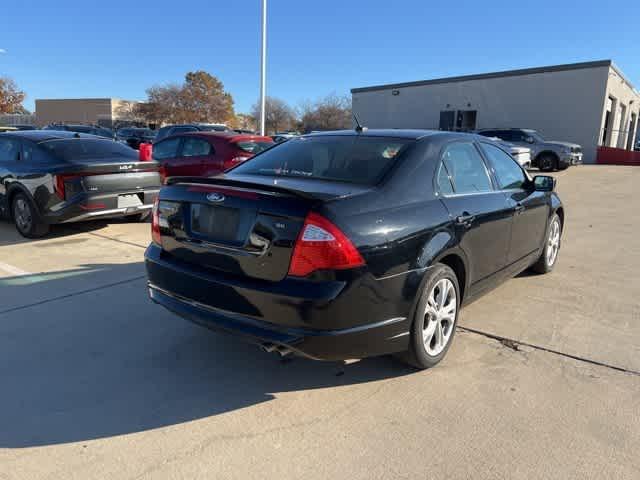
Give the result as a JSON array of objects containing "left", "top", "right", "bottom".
[
  {"left": 514, "top": 203, "right": 525, "bottom": 215},
  {"left": 456, "top": 213, "right": 476, "bottom": 225}
]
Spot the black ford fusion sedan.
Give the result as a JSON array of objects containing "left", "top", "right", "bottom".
[
  {"left": 145, "top": 130, "right": 563, "bottom": 369},
  {"left": 0, "top": 131, "right": 162, "bottom": 238}
]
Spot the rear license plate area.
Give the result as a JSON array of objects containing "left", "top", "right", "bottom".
[
  {"left": 191, "top": 204, "right": 240, "bottom": 243},
  {"left": 118, "top": 194, "right": 143, "bottom": 208}
]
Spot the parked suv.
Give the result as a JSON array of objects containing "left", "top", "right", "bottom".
[
  {"left": 154, "top": 124, "right": 231, "bottom": 142},
  {"left": 116, "top": 127, "right": 156, "bottom": 150},
  {"left": 478, "top": 128, "right": 582, "bottom": 171}
]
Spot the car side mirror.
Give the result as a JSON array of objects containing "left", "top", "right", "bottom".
[
  {"left": 525, "top": 136, "right": 535, "bottom": 144},
  {"left": 533, "top": 175, "right": 556, "bottom": 192}
]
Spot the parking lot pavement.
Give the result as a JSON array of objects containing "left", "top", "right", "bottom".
[
  {"left": 0, "top": 166, "right": 638, "bottom": 479},
  {"left": 460, "top": 165, "right": 640, "bottom": 373},
  {"left": 0, "top": 219, "right": 147, "bottom": 313}
]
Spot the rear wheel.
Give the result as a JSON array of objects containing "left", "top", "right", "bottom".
[
  {"left": 530, "top": 213, "right": 562, "bottom": 274},
  {"left": 397, "top": 264, "right": 460, "bottom": 369},
  {"left": 12, "top": 193, "right": 49, "bottom": 238}
]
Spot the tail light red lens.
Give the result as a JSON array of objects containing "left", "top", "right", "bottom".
[
  {"left": 159, "top": 165, "right": 168, "bottom": 184},
  {"left": 53, "top": 174, "right": 77, "bottom": 200},
  {"left": 151, "top": 197, "right": 162, "bottom": 246},
  {"left": 288, "top": 212, "right": 365, "bottom": 277}
]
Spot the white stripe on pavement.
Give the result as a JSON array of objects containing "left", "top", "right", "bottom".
[{"left": 0, "top": 261, "right": 31, "bottom": 277}]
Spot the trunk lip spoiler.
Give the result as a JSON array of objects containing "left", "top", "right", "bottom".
[{"left": 165, "top": 176, "right": 318, "bottom": 200}]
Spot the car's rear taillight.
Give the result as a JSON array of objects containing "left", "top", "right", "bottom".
[
  {"left": 151, "top": 197, "right": 162, "bottom": 246},
  {"left": 288, "top": 212, "right": 365, "bottom": 277},
  {"left": 159, "top": 165, "right": 168, "bottom": 184},
  {"left": 53, "top": 174, "right": 80, "bottom": 200}
]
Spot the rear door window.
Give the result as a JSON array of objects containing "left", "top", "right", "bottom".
[
  {"left": 153, "top": 137, "right": 181, "bottom": 160},
  {"left": 480, "top": 143, "right": 527, "bottom": 190},
  {"left": 181, "top": 137, "right": 212, "bottom": 156},
  {"left": 0, "top": 138, "right": 21, "bottom": 163},
  {"left": 230, "top": 136, "right": 412, "bottom": 185},
  {"left": 441, "top": 142, "right": 493, "bottom": 194}
]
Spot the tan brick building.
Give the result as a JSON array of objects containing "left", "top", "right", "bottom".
[{"left": 35, "top": 98, "right": 139, "bottom": 127}]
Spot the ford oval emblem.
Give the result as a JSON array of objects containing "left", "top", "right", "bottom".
[{"left": 206, "top": 192, "right": 225, "bottom": 203}]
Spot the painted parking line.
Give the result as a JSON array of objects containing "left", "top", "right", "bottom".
[{"left": 0, "top": 261, "right": 31, "bottom": 277}]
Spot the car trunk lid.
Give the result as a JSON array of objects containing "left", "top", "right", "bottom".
[
  {"left": 156, "top": 175, "right": 370, "bottom": 281},
  {"left": 53, "top": 159, "right": 161, "bottom": 198}
]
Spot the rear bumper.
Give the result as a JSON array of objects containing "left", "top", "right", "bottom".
[
  {"left": 144, "top": 244, "right": 413, "bottom": 360},
  {"left": 44, "top": 189, "right": 160, "bottom": 224}
]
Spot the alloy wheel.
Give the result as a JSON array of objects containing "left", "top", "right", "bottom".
[
  {"left": 546, "top": 218, "right": 561, "bottom": 266},
  {"left": 14, "top": 198, "right": 32, "bottom": 233},
  {"left": 422, "top": 278, "right": 457, "bottom": 356}
]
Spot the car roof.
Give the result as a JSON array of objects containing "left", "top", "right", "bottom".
[
  {"left": 304, "top": 129, "right": 451, "bottom": 140},
  {"left": 3, "top": 130, "right": 104, "bottom": 142},
  {"left": 478, "top": 127, "right": 537, "bottom": 132},
  {"left": 178, "top": 131, "right": 273, "bottom": 142}
]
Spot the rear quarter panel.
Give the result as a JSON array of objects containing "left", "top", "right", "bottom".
[{"left": 320, "top": 138, "right": 458, "bottom": 318}]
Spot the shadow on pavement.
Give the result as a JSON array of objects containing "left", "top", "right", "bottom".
[
  {"left": 0, "top": 262, "right": 413, "bottom": 448},
  {"left": 0, "top": 218, "right": 112, "bottom": 247}
]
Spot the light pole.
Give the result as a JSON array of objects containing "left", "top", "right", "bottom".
[{"left": 259, "top": 0, "right": 267, "bottom": 136}]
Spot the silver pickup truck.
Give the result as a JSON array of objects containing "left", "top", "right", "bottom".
[{"left": 478, "top": 128, "right": 582, "bottom": 171}]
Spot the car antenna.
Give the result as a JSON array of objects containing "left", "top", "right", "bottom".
[{"left": 353, "top": 113, "right": 367, "bottom": 133}]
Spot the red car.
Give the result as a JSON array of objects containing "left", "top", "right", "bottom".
[{"left": 152, "top": 132, "right": 274, "bottom": 182}]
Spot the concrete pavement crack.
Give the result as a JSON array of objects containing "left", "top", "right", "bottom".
[
  {"left": 68, "top": 227, "right": 148, "bottom": 250},
  {"left": 457, "top": 325, "right": 640, "bottom": 377}
]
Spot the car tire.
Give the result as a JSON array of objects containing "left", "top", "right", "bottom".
[
  {"left": 538, "top": 154, "right": 558, "bottom": 172},
  {"left": 397, "top": 263, "right": 460, "bottom": 370},
  {"left": 12, "top": 192, "right": 49, "bottom": 238},
  {"left": 558, "top": 163, "right": 570, "bottom": 171},
  {"left": 530, "top": 213, "right": 562, "bottom": 274}
]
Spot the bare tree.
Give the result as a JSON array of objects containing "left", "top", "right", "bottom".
[
  {"left": 299, "top": 93, "right": 351, "bottom": 133},
  {"left": 179, "top": 71, "right": 234, "bottom": 123},
  {"left": 114, "top": 100, "right": 146, "bottom": 124},
  {"left": 0, "top": 77, "right": 26, "bottom": 114},
  {"left": 251, "top": 96, "right": 297, "bottom": 134},
  {"left": 139, "top": 71, "right": 235, "bottom": 125},
  {"left": 231, "top": 113, "right": 257, "bottom": 131}
]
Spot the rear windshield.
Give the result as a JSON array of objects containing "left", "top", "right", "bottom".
[
  {"left": 235, "top": 141, "right": 274, "bottom": 154},
  {"left": 40, "top": 139, "right": 138, "bottom": 162},
  {"left": 199, "top": 125, "right": 228, "bottom": 132},
  {"left": 230, "top": 136, "right": 412, "bottom": 185}
]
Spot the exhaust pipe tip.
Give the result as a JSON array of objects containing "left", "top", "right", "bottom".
[
  {"left": 260, "top": 342, "right": 293, "bottom": 357},
  {"left": 261, "top": 342, "right": 278, "bottom": 353}
]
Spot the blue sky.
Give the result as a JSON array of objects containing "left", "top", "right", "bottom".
[{"left": 1, "top": 0, "right": 639, "bottom": 114}]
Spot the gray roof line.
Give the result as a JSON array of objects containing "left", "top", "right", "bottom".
[{"left": 351, "top": 60, "right": 615, "bottom": 94}]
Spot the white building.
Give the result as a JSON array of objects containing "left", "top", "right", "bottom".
[{"left": 351, "top": 60, "right": 640, "bottom": 164}]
